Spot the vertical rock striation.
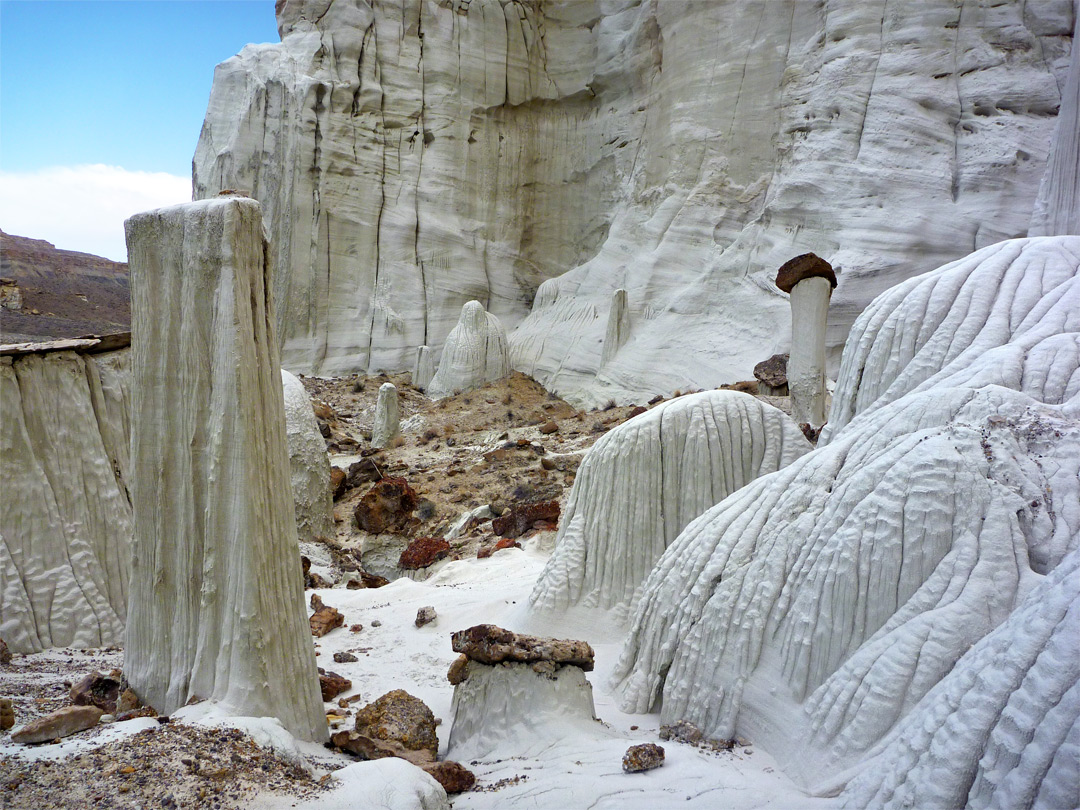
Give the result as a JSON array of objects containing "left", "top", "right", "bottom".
[
  {"left": 371, "top": 381, "right": 400, "bottom": 448},
  {"left": 123, "top": 198, "right": 326, "bottom": 741},
  {"left": 281, "top": 368, "right": 336, "bottom": 542},
  {"left": 196, "top": 1, "right": 1073, "bottom": 404},
  {"left": 0, "top": 346, "right": 132, "bottom": 653},
  {"left": 530, "top": 390, "right": 811, "bottom": 616}
]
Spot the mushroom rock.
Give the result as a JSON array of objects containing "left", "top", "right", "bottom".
[
  {"left": 425, "top": 301, "right": 510, "bottom": 399},
  {"left": 753, "top": 353, "right": 789, "bottom": 397},
  {"left": 0, "top": 346, "right": 132, "bottom": 653},
  {"left": 776, "top": 253, "right": 836, "bottom": 427},
  {"left": 600, "top": 289, "right": 630, "bottom": 367},
  {"left": 822, "top": 237, "right": 1080, "bottom": 442},
  {"left": 123, "top": 198, "right": 327, "bottom": 742},
  {"left": 281, "top": 368, "right": 335, "bottom": 543},
  {"left": 611, "top": 236, "right": 1079, "bottom": 796},
  {"left": 371, "top": 382, "right": 400, "bottom": 449},
  {"left": 412, "top": 346, "right": 434, "bottom": 392},
  {"left": 530, "top": 391, "right": 812, "bottom": 616},
  {"left": 446, "top": 625, "right": 598, "bottom": 760}
]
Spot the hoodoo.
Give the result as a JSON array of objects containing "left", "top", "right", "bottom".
[{"left": 123, "top": 197, "right": 327, "bottom": 741}]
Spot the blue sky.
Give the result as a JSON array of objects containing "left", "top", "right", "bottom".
[{"left": 1, "top": 0, "right": 280, "bottom": 259}]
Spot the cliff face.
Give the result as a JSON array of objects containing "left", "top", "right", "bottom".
[{"left": 195, "top": 0, "right": 1074, "bottom": 403}]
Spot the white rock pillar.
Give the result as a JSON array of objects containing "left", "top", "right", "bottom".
[
  {"left": 426, "top": 301, "right": 511, "bottom": 398},
  {"left": 371, "top": 382, "right": 400, "bottom": 449},
  {"left": 123, "top": 198, "right": 327, "bottom": 742},
  {"left": 600, "top": 289, "right": 630, "bottom": 366},
  {"left": 281, "top": 369, "right": 335, "bottom": 542},
  {"left": 776, "top": 254, "right": 836, "bottom": 428},
  {"left": 412, "top": 345, "right": 434, "bottom": 391}
]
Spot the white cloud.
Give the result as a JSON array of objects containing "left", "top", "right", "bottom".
[{"left": 0, "top": 164, "right": 192, "bottom": 262}]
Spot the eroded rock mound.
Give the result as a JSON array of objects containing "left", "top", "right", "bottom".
[
  {"left": 426, "top": 301, "right": 511, "bottom": 399},
  {"left": 531, "top": 390, "right": 812, "bottom": 615},
  {"left": 612, "top": 236, "right": 1080, "bottom": 797}
]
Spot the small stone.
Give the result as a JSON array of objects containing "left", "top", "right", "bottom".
[
  {"left": 319, "top": 670, "right": 352, "bottom": 702},
  {"left": 423, "top": 760, "right": 476, "bottom": 793},
  {"left": 658, "top": 720, "right": 704, "bottom": 745},
  {"left": 12, "top": 705, "right": 103, "bottom": 744},
  {"left": 99, "top": 714, "right": 115, "bottom": 724},
  {"left": 415, "top": 606, "right": 437, "bottom": 628},
  {"left": 0, "top": 698, "right": 14, "bottom": 730},
  {"left": 371, "top": 619, "right": 382, "bottom": 627},
  {"left": 334, "top": 651, "right": 359, "bottom": 664},
  {"left": 70, "top": 670, "right": 122, "bottom": 714},
  {"left": 310, "top": 594, "right": 345, "bottom": 637},
  {"left": 622, "top": 743, "right": 665, "bottom": 773},
  {"left": 540, "top": 457, "right": 556, "bottom": 470},
  {"left": 539, "top": 420, "right": 559, "bottom": 434},
  {"left": 349, "top": 624, "right": 364, "bottom": 633}
]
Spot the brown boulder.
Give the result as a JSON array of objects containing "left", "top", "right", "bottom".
[
  {"left": 539, "top": 420, "right": 559, "bottom": 434},
  {"left": 69, "top": 670, "right": 122, "bottom": 714},
  {"left": 446, "top": 654, "right": 469, "bottom": 685},
  {"left": 346, "top": 570, "right": 390, "bottom": 589},
  {"left": 346, "top": 458, "right": 382, "bottom": 488},
  {"left": 491, "top": 500, "right": 560, "bottom": 539},
  {"left": 354, "top": 477, "right": 418, "bottom": 534},
  {"left": 319, "top": 669, "right": 352, "bottom": 702},
  {"left": 774, "top": 253, "right": 836, "bottom": 294},
  {"left": 352, "top": 690, "right": 438, "bottom": 760},
  {"left": 330, "top": 466, "right": 347, "bottom": 500},
  {"left": 309, "top": 594, "right": 345, "bottom": 637},
  {"left": 451, "top": 624, "right": 594, "bottom": 671},
  {"left": 622, "top": 743, "right": 665, "bottom": 773},
  {"left": 12, "top": 705, "right": 102, "bottom": 744},
  {"left": 423, "top": 761, "right": 475, "bottom": 793},
  {"left": 399, "top": 537, "right": 451, "bottom": 570},
  {"left": 753, "top": 353, "right": 789, "bottom": 391},
  {"left": 1, "top": 698, "right": 13, "bottom": 730}
]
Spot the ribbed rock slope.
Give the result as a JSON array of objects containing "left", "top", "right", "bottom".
[
  {"left": 195, "top": 0, "right": 1073, "bottom": 406},
  {"left": 611, "top": 236, "right": 1079, "bottom": 801},
  {"left": 0, "top": 348, "right": 132, "bottom": 653},
  {"left": 530, "top": 391, "right": 811, "bottom": 615}
]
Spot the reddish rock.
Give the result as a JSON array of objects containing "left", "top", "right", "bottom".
[
  {"left": 399, "top": 537, "right": 451, "bottom": 570},
  {"left": 423, "top": 761, "right": 476, "bottom": 793},
  {"left": 69, "top": 670, "right": 122, "bottom": 714},
  {"left": 622, "top": 743, "right": 665, "bottom": 773},
  {"left": 477, "top": 538, "right": 522, "bottom": 559},
  {"left": 451, "top": 624, "right": 594, "bottom": 671},
  {"left": 330, "top": 466, "right": 347, "bottom": 500},
  {"left": 774, "top": 252, "right": 836, "bottom": 294},
  {"left": 309, "top": 594, "right": 345, "bottom": 637},
  {"left": 319, "top": 669, "right": 352, "bottom": 702},
  {"left": 491, "top": 500, "right": 560, "bottom": 538},
  {"left": 627, "top": 406, "right": 647, "bottom": 418},
  {"left": 539, "top": 420, "right": 559, "bottom": 434},
  {"left": 12, "top": 705, "right": 102, "bottom": 744},
  {"left": 354, "top": 477, "right": 418, "bottom": 534}
]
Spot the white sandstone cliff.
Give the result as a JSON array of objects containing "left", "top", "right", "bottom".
[
  {"left": 124, "top": 198, "right": 327, "bottom": 741},
  {"left": 0, "top": 346, "right": 132, "bottom": 653},
  {"left": 611, "top": 236, "right": 1079, "bottom": 796},
  {"left": 195, "top": 0, "right": 1073, "bottom": 407},
  {"left": 281, "top": 368, "right": 336, "bottom": 542}
]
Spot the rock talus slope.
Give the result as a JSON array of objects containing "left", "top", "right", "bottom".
[
  {"left": 0, "top": 348, "right": 132, "bottom": 653},
  {"left": 124, "top": 198, "right": 326, "bottom": 741},
  {"left": 196, "top": 0, "right": 1073, "bottom": 405},
  {"left": 611, "top": 236, "right": 1079, "bottom": 798},
  {"left": 530, "top": 390, "right": 811, "bottom": 616}
]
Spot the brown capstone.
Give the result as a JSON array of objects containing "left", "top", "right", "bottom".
[
  {"left": 451, "top": 624, "right": 594, "bottom": 671},
  {"left": 774, "top": 253, "right": 836, "bottom": 294}
]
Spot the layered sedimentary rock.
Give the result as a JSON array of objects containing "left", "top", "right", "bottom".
[
  {"left": 611, "top": 236, "right": 1079, "bottom": 796},
  {"left": 530, "top": 391, "right": 811, "bottom": 615},
  {"left": 281, "top": 369, "right": 335, "bottom": 542},
  {"left": 196, "top": 1, "right": 1073, "bottom": 402},
  {"left": 0, "top": 345, "right": 132, "bottom": 653},
  {"left": 124, "top": 198, "right": 326, "bottom": 741},
  {"left": 425, "top": 301, "right": 510, "bottom": 398}
]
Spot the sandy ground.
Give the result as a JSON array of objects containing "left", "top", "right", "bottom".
[{"left": 0, "top": 372, "right": 822, "bottom": 810}]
